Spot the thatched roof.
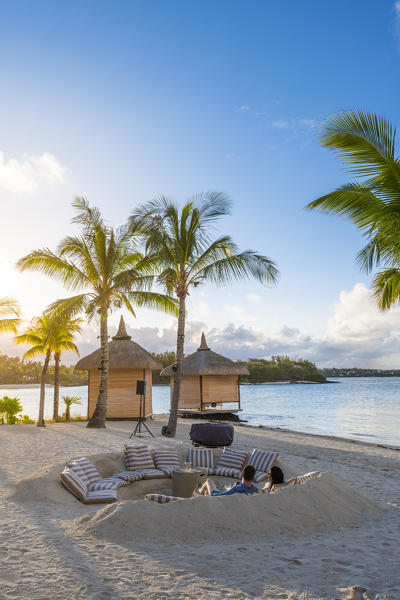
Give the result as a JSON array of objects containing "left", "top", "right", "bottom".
[
  {"left": 160, "top": 333, "right": 249, "bottom": 376},
  {"left": 75, "top": 316, "right": 163, "bottom": 371}
]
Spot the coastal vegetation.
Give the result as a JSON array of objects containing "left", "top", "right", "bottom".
[
  {"left": 0, "top": 354, "right": 87, "bottom": 385},
  {"left": 130, "top": 193, "right": 279, "bottom": 436},
  {"left": 307, "top": 111, "right": 400, "bottom": 310},
  {"left": 14, "top": 313, "right": 82, "bottom": 426},
  {"left": 238, "top": 356, "right": 326, "bottom": 383},
  {"left": 17, "top": 198, "right": 178, "bottom": 429}
]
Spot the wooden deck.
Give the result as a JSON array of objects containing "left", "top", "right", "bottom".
[{"left": 178, "top": 407, "right": 242, "bottom": 421}]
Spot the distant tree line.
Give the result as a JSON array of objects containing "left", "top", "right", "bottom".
[
  {"left": 238, "top": 355, "right": 326, "bottom": 383},
  {"left": 320, "top": 368, "right": 400, "bottom": 378},
  {"left": 0, "top": 354, "right": 87, "bottom": 386}
]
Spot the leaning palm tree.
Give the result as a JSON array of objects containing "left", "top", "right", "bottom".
[
  {"left": 17, "top": 197, "right": 178, "bottom": 428},
  {"left": 306, "top": 111, "right": 400, "bottom": 309},
  {"left": 52, "top": 318, "right": 82, "bottom": 421},
  {"left": 14, "top": 313, "right": 53, "bottom": 427},
  {"left": 0, "top": 297, "right": 21, "bottom": 334},
  {"left": 130, "top": 192, "right": 279, "bottom": 437}
]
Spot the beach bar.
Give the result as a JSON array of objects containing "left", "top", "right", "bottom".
[
  {"left": 160, "top": 333, "right": 249, "bottom": 416},
  {"left": 75, "top": 316, "right": 162, "bottom": 420}
]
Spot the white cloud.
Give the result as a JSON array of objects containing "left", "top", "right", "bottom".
[
  {"left": 4, "top": 283, "right": 400, "bottom": 369},
  {"left": 245, "top": 293, "right": 261, "bottom": 303},
  {"left": 0, "top": 151, "right": 66, "bottom": 194},
  {"left": 271, "top": 118, "right": 319, "bottom": 132}
]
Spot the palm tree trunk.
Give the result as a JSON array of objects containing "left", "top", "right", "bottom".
[
  {"left": 163, "top": 293, "right": 186, "bottom": 437},
  {"left": 38, "top": 348, "right": 51, "bottom": 427},
  {"left": 53, "top": 351, "right": 60, "bottom": 421},
  {"left": 65, "top": 405, "right": 70, "bottom": 422},
  {"left": 87, "top": 313, "right": 109, "bottom": 428}
]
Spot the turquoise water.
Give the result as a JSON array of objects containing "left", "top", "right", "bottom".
[{"left": 1, "top": 377, "right": 399, "bottom": 447}]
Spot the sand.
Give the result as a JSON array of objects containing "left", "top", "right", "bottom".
[{"left": 0, "top": 417, "right": 399, "bottom": 599}]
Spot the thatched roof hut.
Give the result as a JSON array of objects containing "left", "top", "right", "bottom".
[
  {"left": 75, "top": 316, "right": 162, "bottom": 419},
  {"left": 161, "top": 333, "right": 248, "bottom": 412}
]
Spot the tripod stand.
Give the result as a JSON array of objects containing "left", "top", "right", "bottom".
[{"left": 129, "top": 391, "right": 154, "bottom": 438}]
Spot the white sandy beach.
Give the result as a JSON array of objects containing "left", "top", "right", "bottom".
[{"left": 0, "top": 416, "right": 399, "bottom": 600}]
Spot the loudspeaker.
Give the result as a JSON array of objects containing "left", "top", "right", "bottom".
[{"left": 136, "top": 380, "right": 146, "bottom": 395}]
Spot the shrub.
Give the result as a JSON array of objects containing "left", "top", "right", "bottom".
[
  {"left": 18, "top": 414, "right": 35, "bottom": 424},
  {"left": 0, "top": 396, "right": 23, "bottom": 424}
]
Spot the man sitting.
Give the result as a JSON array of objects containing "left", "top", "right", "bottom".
[{"left": 197, "top": 465, "right": 258, "bottom": 496}]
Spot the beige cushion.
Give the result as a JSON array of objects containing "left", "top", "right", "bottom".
[
  {"left": 60, "top": 468, "right": 87, "bottom": 501},
  {"left": 124, "top": 445, "right": 154, "bottom": 471},
  {"left": 295, "top": 471, "right": 322, "bottom": 485}
]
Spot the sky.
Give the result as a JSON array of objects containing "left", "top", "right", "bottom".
[{"left": 1, "top": 0, "right": 400, "bottom": 368}]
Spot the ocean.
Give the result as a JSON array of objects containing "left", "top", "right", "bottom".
[{"left": 1, "top": 377, "right": 399, "bottom": 447}]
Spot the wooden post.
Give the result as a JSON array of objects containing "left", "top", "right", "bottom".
[
  {"left": 200, "top": 375, "right": 203, "bottom": 411},
  {"left": 237, "top": 376, "right": 241, "bottom": 410},
  {"left": 87, "top": 370, "right": 91, "bottom": 419}
]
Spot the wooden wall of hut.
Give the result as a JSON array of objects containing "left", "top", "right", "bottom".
[
  {"left": 88, "top": 368, "right": 153, "bottom": 419},
  {"left": 170, "top": 374, "right": 240, "bottom": 408}
]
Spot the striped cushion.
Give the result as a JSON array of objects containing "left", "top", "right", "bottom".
[
  {"left": 158, "top": 465, "right": 179, "bottom": 476},
  {"left": 60, "top": 468, "right": 87, "bottom": 501},
  {"left": 153, "top": 451, "right": 180, "bottom": 470},
  {"left": 187, "top": 448, "right": 215, "bottom": 474},
  {"left": 253, "top": 470, "right": 269, "bottom": 483},
  {"left": 215, "top": 448, "right": 247, "bottom": 471},
  {"left": 124, "top": 445, "right": 154, "bottom": 471},
  {"left": 264, "top": 477, "right": 296, "bottom": 493},
  {"left": 248, "top": 450, "right": 278, "bottom": 473},
  {"left": 67, "top": 457, "right": 101, "bottom": 485},
  {"left": 84, "top": 489, "right": 118, "bottom": 504},
  {"left": 135, "top": 468, "right": 168, "bottom": 479},
  {"left": 295, "top": 471, "right": 322, "bottom": 485},
  {"left": 112, "top": 471, "right": 143, "bottom": 483},
  {"left": 87, "top": 478, "right": 122, "bottom": 492},
  {"left": 145, "top": 493, "right": 182, "bottom": 504},
  {"left": 213, "top": 467, "right": 242, "bottom": 479}
]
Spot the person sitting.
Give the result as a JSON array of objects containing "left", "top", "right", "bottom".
[
  {"left": 264, "top": 465, "right": 285, "bottom": 493},
  {"left": 197, "top": 464, "right": 258, "bottom": 496}
]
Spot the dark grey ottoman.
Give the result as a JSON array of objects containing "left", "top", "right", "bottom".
[{"left": 189, "top": 422, "right": 234, "bottom": 447}]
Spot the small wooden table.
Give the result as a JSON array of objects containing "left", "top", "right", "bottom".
[{"left": 172, "top": 468, "right": 207, "bottom": 498}]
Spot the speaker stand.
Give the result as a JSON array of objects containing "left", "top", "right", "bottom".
[{"left": 129, "top": 394, "right": 154, "bottom": 438}]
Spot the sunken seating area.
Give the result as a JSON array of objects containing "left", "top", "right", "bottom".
[{"left": 60, "top": 444, "right": 281, "bottom": 504}]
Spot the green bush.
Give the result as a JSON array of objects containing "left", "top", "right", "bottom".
[
  {"left": 0, "top": 396, "right": 23, "bottom": 424},
  {"left": 18, "top": 414, "right": 35, "bottom": 424}
]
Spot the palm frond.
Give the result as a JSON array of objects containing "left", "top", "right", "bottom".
[
  {"left": 127, "top": 291, "right": 179, "bottom": 316},
  {"left": 196, "top": 251, "right": 279, "bottom": 286},
  {"left": 372, "top": 268, "right": 400, "bottom": 309}
]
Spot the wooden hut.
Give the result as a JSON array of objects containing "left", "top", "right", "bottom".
[
  {"left": 160, "top": 333, "right": 249, "bottom": 415},
  {"left": 75, "top": 316, "right": 162, "bottom": 420}
]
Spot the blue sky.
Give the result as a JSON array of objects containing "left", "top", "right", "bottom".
[{"left": 1, "top": 0, "right": 400, "bottom": 367}]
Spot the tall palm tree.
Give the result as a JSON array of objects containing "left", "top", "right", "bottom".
[
  {"left": 14, "top": 313, "right": 53, "bottom": 427},
  {"left": 17, "top": 197, "right": 178, "bottom": 428},
  {"left": 52, "top": 318, "right": 82, "bottom": 421},
  {"left": 130, "top": 191, "right": 279, "bottom": 437},
  {"left": 0, "top": 297, "right": 21, "bottom": 334},
  {"left": 306, "top": 111, "right": 400, "bottom": 309}
]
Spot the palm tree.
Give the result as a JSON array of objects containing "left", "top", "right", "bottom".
[
  {"left": 0, "top": 297, "right": 21, "bottom": 334},
  {"left": 17, "top": 197, "right": 178, "bottom": 428},
  {"left": 52, "top": 318, "right": 82, "bottom": 421},
  {"left": 62, "top": 395, "right": 82, "bottom": 422},
  {"left": 306, "top": 111, "right": 400, "bottom": 309},
  {"left": 14, "top": 313, "right": 53, "bottom": 427},
  {"left": 130, "top": 191, "right": 279, "bottom": 437}
]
